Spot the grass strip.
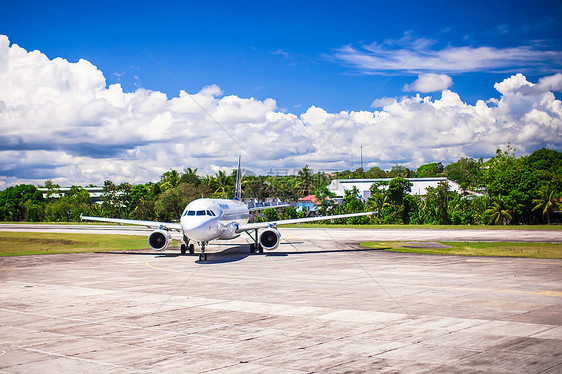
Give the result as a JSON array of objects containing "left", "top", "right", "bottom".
[
  {"left": 360, "top": 241, "right": 562, "bottom": 259},
  {"left": 0, "top": 232, "right": 160, "bottom": 256}
]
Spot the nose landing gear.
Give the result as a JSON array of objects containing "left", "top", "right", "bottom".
[{"left": 198, "top": 243, "right": 208, "bottom": 261}]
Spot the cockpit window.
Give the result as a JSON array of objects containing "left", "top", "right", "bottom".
[{"left": 184, "top": 209, "right": 216, "bottom": 217}]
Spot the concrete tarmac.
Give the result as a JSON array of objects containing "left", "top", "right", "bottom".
[{"left": 0, "top": 226, "right": 561, "bottom": 373}]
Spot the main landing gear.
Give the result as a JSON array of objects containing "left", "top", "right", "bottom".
[
  {"left": 180, "top": 236, "right": 195, "bottom": 255},
  {"left": 247, "top": 229, "right": 263, "bottom": 254},
  {"left": 249, "top": 243, "right": 263, "bottom": 253}
]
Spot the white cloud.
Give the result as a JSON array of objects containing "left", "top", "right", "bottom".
[
  {"left": 333, "top": 35, "right": 562, "bottom": 74},
  {"left": 404, "top": 73, "right": 453, "bottom": 92},
  {"left": 0, "top": 35, "right": 561, "bottom": 187},
  {"left": 537, "top": 73, "right": 562, "bottom": 92}
]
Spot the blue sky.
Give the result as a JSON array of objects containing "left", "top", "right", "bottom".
[
  {"left": 0, "top": 1, "right": 561, "bottom": 186},
  {"left": 3, "top": 0, "right": 560, "bottom": 113}
]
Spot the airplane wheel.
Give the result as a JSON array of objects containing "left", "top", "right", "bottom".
[
  {"left": 180, "top": 244, "right": 187, "bottom": 255},
  {"left": 188, "top": 244, "right": 195, "bottom": 254},
  {"left": 250, "top": 243, "right": 255, "bottom": 253},
  {"left": 199, "top": 253, "right": 207, "bottom": 261},
  {"left": 258, "top": 244, "right": 263, "bottom": 253}
]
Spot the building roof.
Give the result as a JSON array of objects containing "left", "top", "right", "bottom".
[
  {"left": 297, "top": 195, "right": 321, "bottom": 205},
  {"left": 327, "top": 177, "right": 463, "bottom": 198}
]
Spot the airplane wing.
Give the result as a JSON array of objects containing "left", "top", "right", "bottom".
[
  {"left": 80, "top": 215, "right": 182, "bottom": 231},
  {"left": 248, "top": 204, "right": 292, "bottom": 211},
  {"left": 237, "top": 211, "right": 375, "bottom": 232}
]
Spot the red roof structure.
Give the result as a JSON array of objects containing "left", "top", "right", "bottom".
[{"left": 297, "top": 195, "right": 321, "bottom": 205}]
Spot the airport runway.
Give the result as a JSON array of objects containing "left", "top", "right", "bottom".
[
  {"left": 0, "top": 226, "right": 561, "bottom": 373},
  {"left": 2, "top": 223, "right": 562, "bottom": 242}
]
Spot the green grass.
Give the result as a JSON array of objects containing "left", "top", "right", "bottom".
[
  {"left": 0, "top": 232, "right": 158, "bottom": 256},
  {"left": 360, "top": 241, "right": 562, "bottom": 259},
  {"left": 286, "top": 223, "right": 562, "bottom": 230}
]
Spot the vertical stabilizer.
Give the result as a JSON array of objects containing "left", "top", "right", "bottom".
[{"left": 234, "top": 155, "right": 242, "bottom": 200}]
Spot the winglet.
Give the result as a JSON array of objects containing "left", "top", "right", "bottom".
[{"left": 234, "top": 155, "right": 242, "bottom": 200}]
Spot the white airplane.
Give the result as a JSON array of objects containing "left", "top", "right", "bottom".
[{"left": 82, "top": 157, "right": 374, "bottom": 261}]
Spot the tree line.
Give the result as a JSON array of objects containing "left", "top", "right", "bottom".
[{"left": 0, "top": 147, "right": 560, "bottom": 225}]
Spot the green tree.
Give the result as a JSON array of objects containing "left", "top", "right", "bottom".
[
  {"left": 448, "top": 194, "right": 475, "bottom": 225},
  {"left": 365, "top": 166, "right": 387, "bottom": 178},
  {"left": 387, "top": 177, "right": 412, "bottom": 204},
  {"left": 383, "top": 177, "right": 413, "bottom": 224},
  {"left": 212, "top": 170, "right": 234, "bottom": 198},
  {"left": 388, "top": 165, "right": 412, "bottom": 178},
  {"left": 526, "top": 148, "right": 562, "bottom": 174},
  {"left": 159, "top": 170, "right": 181, "bottom": 191},
  {"left": 180, "top": 168, "right": 200, "bottom": 185},
  {"left": 423, "top": 181, "right": 451, "bottom": 224},
  {"left": 261, "top": 208, "right": 280, "bottom": 221},
  {"left": 43, "top": 180, "right": 61, "bottom": 200},
  {"left": 129, "top": 183, "right": 158, "bottom": 220},
  {"left": 156, "top": 183, "right": 211, "bottom": 221},
  {"left": 367, "top": 181, "right": 389, "bottom": 220},
  {"left": 532, "top": 184, "right": 561, "bottom": 224},
  {"left": 342, "top": 186, "right": 369, "bottom": 224},
  {"left": 416, "top": 162, "right": 444, "bottom": 178},
  {"left": 243, "top": 176, "right": 271, "bottom": 200},
  {"left": 296, "top": 166, "right": 314, "bottom": 197},
  {"left": 44, "top": 186, "right": 92, "bottom": 222},
  {"left": 0, "top": 184, "right": 44, "bottom": 221},
  {"left": 23, "top": 200, "right": 45, "bottom": 222},
  {"left": 314, "top": 186, "right": 337, "bottom": 216},
  {"left": 485, "top": 195, "right": 513, "bottom": 225},
  {"left": 483, "top": 146, "right": 538, "bottom": 224},
  {"left": 444, "top": 157, "right": 483, "bottom": 191},
  {"left": 100, "top": 181, "right": 132, "bottom": 218}
]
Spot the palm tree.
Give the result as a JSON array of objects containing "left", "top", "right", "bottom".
[
  {"left": 159, "top": 170, "right": 180, "bottom": 191},
  {"left": 532, "top": 184, "right": 561, "bottom": 224},
  {"left": 367, "top": 192, "right": 389, "bottom": 219},
  {"left": 180, "top": 168, "right": 200, "bottom": 185},
  {"left": 485, "top": 195, "right": 512, "bottom": 225},
  {"left": 297, "top": 166, "right": 314, "bottom": 197},
  {"left": 213, "top": 170, "right": 233, "bottom": 198}
]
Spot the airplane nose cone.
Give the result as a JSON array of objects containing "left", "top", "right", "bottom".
[{"left": 181, "top": 217, "right": 215, "bottom": 242}]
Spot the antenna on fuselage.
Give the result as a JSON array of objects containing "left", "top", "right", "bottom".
[{"left": 234, "top": 155, "right": 242, "bottom": 200}]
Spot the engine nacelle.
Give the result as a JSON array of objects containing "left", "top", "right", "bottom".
[
  {"left": 148, "top": 229, "right": 172, "bottom": 251},
  {"left": 259, "top": 228, "right": 281, "bottom": 250}
]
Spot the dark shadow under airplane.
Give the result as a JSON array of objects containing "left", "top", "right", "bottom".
[{"left": 96, "top": 242, "right": 389, "bottom": 265}]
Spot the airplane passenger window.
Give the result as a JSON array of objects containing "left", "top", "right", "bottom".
[
  {"left": 196, "top": 210, "right": 206, "bottom": 216},
  {"left": 187, "top": 211, "right": 195, "bottom": 216}
]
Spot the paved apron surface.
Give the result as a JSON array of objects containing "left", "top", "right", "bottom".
[{"left": 0, "top": 226, "right": 561, "bottom": 373}]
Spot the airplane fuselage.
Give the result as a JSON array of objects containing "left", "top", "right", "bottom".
[{"left": 180, "top": 198, "right": 250, "bottom": 243}]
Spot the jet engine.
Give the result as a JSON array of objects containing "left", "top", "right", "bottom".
[
  {"left": 259, "top": 228, "right": 281, "bottom": 250},
  {"left": 148, "top": 229, "right": 172, "bottom": 250}
]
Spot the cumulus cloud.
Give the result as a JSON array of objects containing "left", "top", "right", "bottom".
[
  {"left": 0, "top": 34, "right": 561, "bottom": 187},
  {"left": 333, "top": 35, "right": 562, "bottom": 74},
  {"left": 404, "top": 73, "right": 453, "bottom": 92}
]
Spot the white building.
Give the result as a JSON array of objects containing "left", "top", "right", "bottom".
[
  {"left": 327, "top": 178, "right": 462, "bottom": 203},
  {"left": 37, "top": 186, "right": 105, "bottom": 203}
]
